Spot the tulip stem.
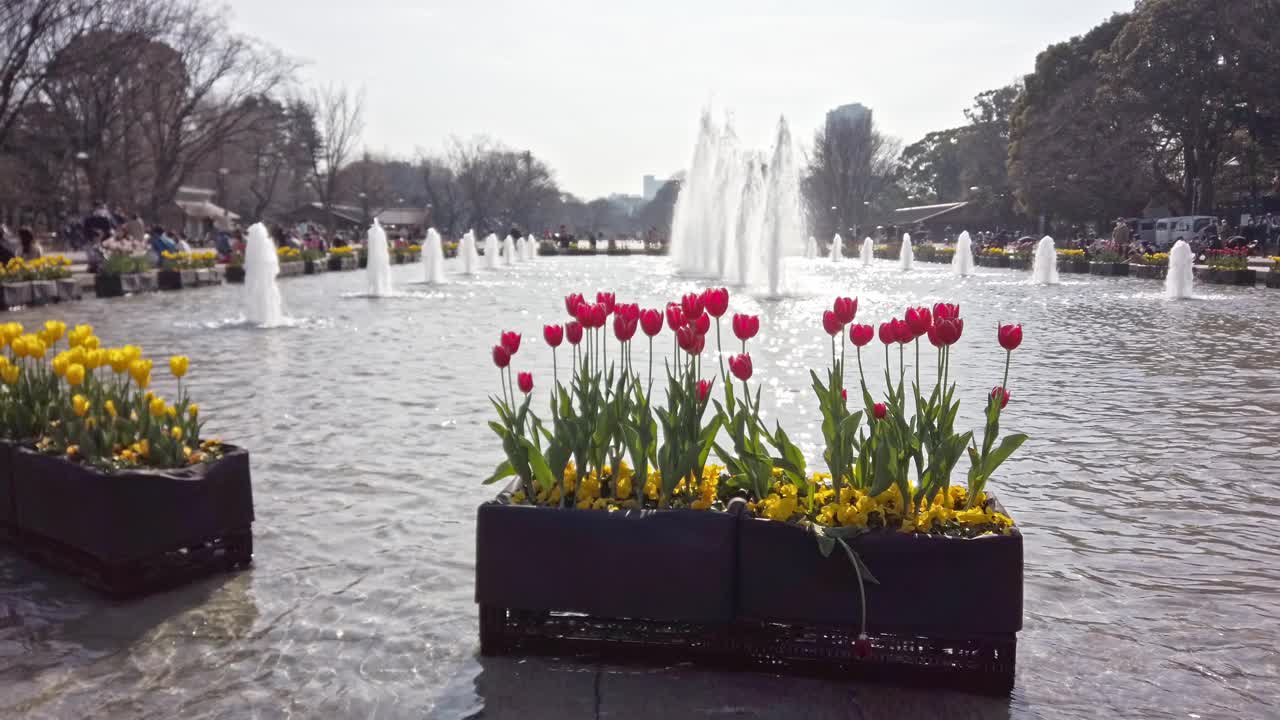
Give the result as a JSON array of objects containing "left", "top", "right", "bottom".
[
  {"left": 715, "top": 319, "right": 727, "bottom": 389},
  {"left": 1001, "top": 351, "right": 1010, "bottom": 393},
  {"left": 552, "top": 348, "right": 558, "bottom": 389}
]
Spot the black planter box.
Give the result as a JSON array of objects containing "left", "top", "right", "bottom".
[
  {"left": 0, "top": 440, "right": 14, "bottom": 531},
  {"left": 158, "top": 269, "right": 199, "bottom": 290},
  {"left": 304, "top": 258, "right": 327, "bottom": 274},
  {"left": 1131, "top": 264, "right": 1168, "bottom": 280},
  {"left": 1089, "top": 262, "right": 1129, "bottom": 276},
  {"left": 1006, "top": 257, "right": 1031, "bottom": 270},
  {"left": 1198, "top": 268, "right": 1257, "bottom": 286},
  {"left": 358, "top": 255, "right": 368, "bottom": 268},
  {"left": 976, "top": 255, "right": 1009, "bottom": 268},
  {"left": 225, "top": 265, "right": 245, "bottom": 283},
  {"left": 328, "top": 255, "right": 357, "bottom": 271},
  {"left": 1267, "top": 272, "right": 1280, "bottom": 289},
  {"left": 96, "top": 272, "right": 157, "bottom": 297},
  {"left": 1058, "top": 259, "right": 1090, "bottom": 273},
  {"left": 28, "top": 280, "right": 57, "bottom": 305},
  {"left": 0, "top": 282, "right": 32, "bottom": 308},
  {"left": 8, "top": 445, "right": 253, "bottom": 597},
  {"left": 55, "top": 277, "right": 81, "bottom": 301},
  {"left": 476, "top": 500, "right": 738, "bottom": 624}
]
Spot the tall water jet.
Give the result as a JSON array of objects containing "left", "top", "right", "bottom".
[
  {"left": 484, "top": 233, "right": 500, "bottom": 270},
  {"left": 423, "top": 228, "right": 446, "bottom": 284},
  {"left": 952, "top": 231, "right": 975, "bottom": 277},
  {"left": 759, "top": 116, "right": 803, "bottom": 297},
  {"left": 1030, "top": 236, "right": 1060, "bottom": 285},
  {"left": 365, "top": 221, "right": 394, "bottom": 297},
  {"left": 522, "top": 235, "right": 536, "bottom": 261},
  {"left": 861, "top": 237, "right": 874, "bottom": 267},
  {"left": 1166, "top": 240, "right": 1195, "bottom": 299},
  {"left": 459, "top": 231, "right": 479, "bottom": 275},
  {"left": 805, "top": 236, "right": 818, "bottom": 259},
  {"left": 900, "top": 233, "right": 914, "bottom": 271},
  {"left": 830, "top": 234, "right": 844, "bottom": 262},
  {"left": 729, "top": 153, "right": 764, "bottom": 287},
  {"left": 243, "top": 222, "right": 284, "bottom": 326},
  {"left": 503, "top": 235, "right": 517, "bottom": 266}
]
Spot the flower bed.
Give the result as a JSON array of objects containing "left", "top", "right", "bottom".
[
  {"left": 1131, "top": 254, "right": 1168, "bottom": 280},
  {"left": 0, "top": 321, "right": 253, "bottom": 595},
  {"left": 1089, "top": 262, "right": 1129, "bottom": 276},
  {"left": 303, "top": 249, "right": 328, "bottom": 275},
  {"left": 913, "top": 246, "right": 954, "bottom": 264},
  {"left": 1056, "top": 250, "right": 1088, "bottom": 273},
  {"left": 476, "top": 289, "right": 1027, "bottom": 692},
  {"left": 1196, "top": 268, "right": 1256, "bottom": 286},
  {"left": 1006, "top": 253, "right": 1031, "bottom": 270},
  {"left": 1267, "top": 258, "right": 1280, "bottom": 289},
  {"left": 95, "top": 271, "right": 157, "bottom": 297},
  {"left": 975, "top": 249, "right": 1009, "bottom": 268},
  {"left": 278, "top": 261, "right": 305, "bottom": 277},
  {"left": 1, "top": 257, "right": 78, "bottom": 308},
  {"left": 328, "top": 252, "right": 357, "bottom": 271}
]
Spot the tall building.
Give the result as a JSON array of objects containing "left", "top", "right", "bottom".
[
  {"left": 643, "top": 175, "right": 664, "bottom": 202},
  {"left": 825, "top": 103, "right": 872, "bottom": 133}
]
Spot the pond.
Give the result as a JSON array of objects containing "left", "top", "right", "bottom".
[{"left": 1, "top": 257, "right": 1277, "bottom": 719}]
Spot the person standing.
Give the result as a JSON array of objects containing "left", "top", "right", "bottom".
[
  {"left": 124, "top": 213, "right": 145, "bottom": 242},
  {"left": 1111, "top": 219, "right": 1131, "bottom": 254},
  {"left": 19, "top": 227, "right": 43, "bottom": 260}
]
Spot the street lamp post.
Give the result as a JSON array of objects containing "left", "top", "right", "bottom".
[
  {"left": 359, "top": 192, "right": 369, "bottom": 225},
  {"left": 217, "top": 167, "right": 229, "bottom": 231},
  {"left": 73, "top": 151, "right": 90, "bottom": 217}
]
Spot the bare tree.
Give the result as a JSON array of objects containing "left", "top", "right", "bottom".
[
  {"left": 300, "top": 83, "right": 363, "bottom": 223},
  {"left": 0, "top": 0, "right": 91, "bottom": 151},
  {"left": 802, "top": 108, "right": 900, "bottom": 240},
  {"left": 421, "top": 155, "right": 462, "bottom": 237}
]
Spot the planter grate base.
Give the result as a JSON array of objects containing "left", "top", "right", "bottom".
[
  {"left": 479, "top": 606, "right": 1015, "bottom": 695},
  {"left": 3, "top": 525, "right": 252, "bottom": 598}
]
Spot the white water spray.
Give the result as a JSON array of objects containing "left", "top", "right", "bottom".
[
  {"left": 423, "top": 228, "right": 446, "bottom": 284},
  {"left": 243, "top": 222, "right": 284, "bottom": 326},
  {"left": 1030, "top": 236, "right": 1060, "bottom": 285},
  {"left": 900, "top": 233, "right": 914, "bottom": 271},
  {"left": 484, "top": 234, "right": 500, "bottom": 270},
  {"left": 861, "top": 237, "right": 874, "bottom": 267},
  {"left": 365, "top": 221, "right": 393, "bottom": 297},
  {"left": 805, "top": 236, "right": 818, "bottom": 259},
  {"left": 952, "top": 231, "right": 975, "bottom": 277},
  {"left": 830, "top": 234, "right": 844, "bottom": 262},
  {"left": 503, "top": 235, "right": 517, "bottom": 266},
  {"left": 459, "top": 231, "right": 479, "bottom": 275},
  {"left": 1166, "top": 240, "right": 1195, "bottom": 299}
]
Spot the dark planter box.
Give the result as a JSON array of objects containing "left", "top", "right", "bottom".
[
  {"left": 644, "top": 247, "right": 668, "bottom": 256},
  {"left": 225, "top": 265, "right": 245, "bottom": 283},
  {"left": 1131, "top": 264, "right": 1168, "bottom": 280},
  {"left": 97, "top": 272, "right": 158, "bottom": 297},
  {"left": 0, "top": 282, "right": 32, "bottom": 308},
  {"left": 476, "top": 500, "right": 737, "bottom": 624},
  {"left": 279, "top": 261, "right": 304, "bottom": 277},
  {"left": 1267, "top": 272, "right": 1280, "bottom": 289},
  {"left": 55, "top": 277, "right": 81, "bottom": 301},
  {"left": 9, "top": 445, "right": 254, "bottom": 597},
  {"left": 0, "top": 439, "right": 13, "bottom": 531},
  {"left": 976, "top": 255, "right": 1009, "bottom": 268},
  {"left": 158, "top": 269, "right": 199, "bottom": 290},
  {"left": 304, "top": 258, "right": 327, "bottom": 274},
  {"left": 1089, "top": 262, "right": 1129, "bottom": 276},
  {"left": 28, "top": 280, "right": 57, "bottom": 305},
  {"left": 1058, "top": 259, "right": 1090, "bottom": 273},
  {"left": 358, "top": 255, "right": 368, "bottom": 268},
  {"left": 1006, "top": 257, "right": 1031, "bottom": 270},
  {"left": 1196, "top": 268, "right": 1256, "bottom": 286},
  {"left": 328, "top": 255, "right": 357, "bottom": 271}
]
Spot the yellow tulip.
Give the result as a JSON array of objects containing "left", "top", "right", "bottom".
[
  {"left": 171, "top": 426, "right": 183, "bottom": 440},
  {"left": 130, "top": 359, "right": 153, "bottom": 389},
  {"left": 169, "top": 355, "right": 189, "bottom": 378},
  {"left": 83, "top": 335, "right": 100, "bottom": 350},
  {"left": 66, "top": 345, "right": 85, "bottom": 366},
  {"left": 72, "top": 394, "right": 90, "bottom": 417},
  {"left": 68, "top": 324, "right": 92, "bottom": 347},
  {"left": 165, "top": 404, "right": 177, "bottom": 418},
  {"left": 51, "top": 354, "right": 69, "bottom": 377},
  {"left": 104, "top": 399, "right": 117, "bottom": 418},
  {"left": 137, "top": 438, "right": 150, "bottom": 457},
  {"left": 1, "top": 364, "right": 18, "bottom": 385},
  {"left": 149, "top": 396, "right": 166, "bottom": 418},
  {"left": 65, "top": 363, "right": 85, "bottom": 387},
  {"left": 122, "top": 345, "right": 142, "bottom": 363},
  {"left": 188, "top": 403, "right": 198, "bottom": 419},
  {"left": 43, "top": 320, "right": 66, "bottom": 343},
  {"left": 86, "top": 349, "right": 106, "bottom": 370},
  {"left": 107, "top": 349, "right": 128, "bottom": 373}
]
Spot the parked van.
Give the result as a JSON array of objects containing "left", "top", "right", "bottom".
[{"left": 1154, "top": 216, "right": 1217, "bottom": 250}]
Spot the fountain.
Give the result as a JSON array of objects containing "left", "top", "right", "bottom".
[
  {"left": 900, "top": 233, "right": 914, "bottom": 271},
  {"left": 503, "top": 235, "right": 517, "bottom": 266},
  {"left": 423, "top": 228, "right": 446, "bottom": 284},
  {"left": 830, "top": 234, "right": 844, "bottom": 262},
  {"left": 805, "top": 236, "right": 818, "bottom": 259},
  {"left": 861, "top": 237, "right": 874, "bottom": 267},
  {"left": 459, "top": 231, "right": 479, "bottom": 275},
  {"left": 1030, "top": 236, "right": 1060, "bottom": 285},
  {"left": 243, "top": 222, "right": 284, "bottom": 326},
  {"left": 522, "top": 235, "right": 536, "bottom": 261},
  {"left": 668, "top": 110, "right": 806, "bottom": 290},
  {"left": 1166, "top": 240, "right": 1195, "bottom": 299},
  {"left": 484, "top": 234, "right": 500, "bottom": 270},
  {"left": 365, "top": 221, "right": 394, "bottom": 296},
  {"left": 953, "top": 231, "right": 975, "bottom": 277}
]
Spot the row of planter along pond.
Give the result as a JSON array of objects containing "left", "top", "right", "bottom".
[{"left": 871, "top": 245, "right": 1280, "bottom": 288}]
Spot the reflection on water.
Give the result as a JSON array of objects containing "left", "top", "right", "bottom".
[{"left": 0, "top": 258, "right": 1278, "bottom": 719}]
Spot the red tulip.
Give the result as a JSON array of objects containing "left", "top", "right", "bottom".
[
  {"left": 935, "top": 317, "right": 963, "bottom": 346},
  {"left": 693, "top": 333, "right": 705, "bottom": 355},
  {"left": 613, "top": 315, "right": 637, "bottom": 342},
  {"left": 517, "top": 372, "right": 534, "bottom": 394},
  {"left": 998, "top": 324, "right": 1023, "bottom": 352},
  {"left": 990, "top": 385, "right": 1010, "bottom": 409},
  {"left": 732, "top": 313, "right": 759, "bottom": 341},
  {"left": 833, "top": 297, "right": 858, "bottom": 325},
  {"left": 589, "top": 303, "right": 608, "bottom": 329},
  {"left": 666, "top": 303, "right": 686, "bottom": 331},
  {"left": 853, "top": 633, "right": 872, "bottom": 659},
  {"left": 566, "top": 321, "right": 584, "bottom": 345},
  {"left": 904, "top": 306, "right": 932, "bottom": 337},
  {"left": 596, "top": 292, "right": 616, "bottom": 314},
  {"left": 841, "top": 388, "right": 848, "bottom": 402},
  {"left": 676, "top": 324, "right": 702, "bottom": 354},
  {"left": 926, "top": 325, "right": 942, "bottom": 348},
  {"left": 697, "top": 379, "right": 713, "bottom": 403},
  {"left": 933, "top": 302, "right": 960, "bottom": 320},
  {"left": 694, "top": 312, "right": 711, "bottom": 336},
  {"left": 822, "top": 310, "right": 843, "bottom": 336},
  {"left": 892, "top": 318, "right": 914, "bottom": 344},
  {"left": 543, "top": 324, "right": 563, "bottom": 348},
  {"left": 728, "top": 353, "right": 753, "bottom": 381},
  {"left": 873, "top": 402, "right": 887, "bottom": 420},
  {"left": 492, "top": 345, "right": 511, "bottom": 368},
  {"left": 849, "top": 323, "right": 874, "bottom": 347},
  {"left": 574, "top": 301, "right": 592, "bottom": 326},
  {"left": 702, "top": 287, "right": 730, "bottom": 317},
  {"left": 640, "top": 308, "right": 663, "bottom": 337},
  {"left": 681, "top": 292, "right": 704, "bottom": 322},
  {"left": 500, "top": 331, "right": 521, "bottom": 355},
  {"left": 565, "top": 293, "right": 585, "bottom": 316},
  {"left": 878, "top": 322, "right": 894, "bottom": 345},
  {"left": 616, "top": 303, "right": 640, "bottom": 322}
]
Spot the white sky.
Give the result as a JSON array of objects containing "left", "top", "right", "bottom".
[{"left": 225, "top": 0, "right": 1133, "bottom": 199}]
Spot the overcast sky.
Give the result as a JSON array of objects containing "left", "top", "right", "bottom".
[{"left": 225, "top": 0, "right": 1132, "bottom": 199}]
